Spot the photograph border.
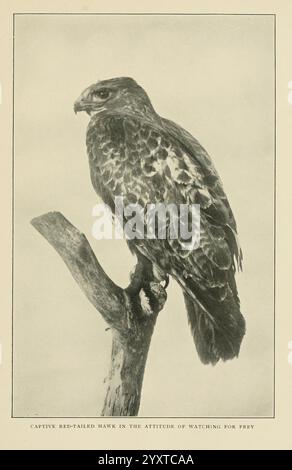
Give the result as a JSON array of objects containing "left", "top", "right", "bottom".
[{"left": 11, "top": 12, "right": 277, "bottom": 420}]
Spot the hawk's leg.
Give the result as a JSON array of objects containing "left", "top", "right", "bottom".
[{"left": 126, "top": 254, "right": 168, "bottom": 317}]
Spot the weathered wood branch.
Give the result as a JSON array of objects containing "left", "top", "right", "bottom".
[{"left": 31, "top": 211, "right": 167, "bottom": 416}]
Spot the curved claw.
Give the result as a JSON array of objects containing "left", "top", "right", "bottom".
[{"left": 162, "top": 275, "right": 170, "bottom": 289}]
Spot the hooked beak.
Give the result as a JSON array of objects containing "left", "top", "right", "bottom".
[
  {"left": 74, "top": 100, "right": 106, "bottom": 117},
  {"left": 74, "top": 85, "right": 100, "bottom": 115},
  {"left": 74, "top": 100, "right": 90, "bottom": 114},
  {"left": 74, "top": 86, "right": 107, "bottom": 116}
]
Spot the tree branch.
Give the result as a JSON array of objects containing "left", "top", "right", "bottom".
[
  {"left": 31, "top": 211, "right": 128, "bottom": 331},
  {"left": 31, "top": 210, "right": 167, "bottom": 415}
]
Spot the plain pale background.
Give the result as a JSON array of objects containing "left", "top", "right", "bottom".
[{"left": 13, "top": 14, "right": 274, "bottom": 417}]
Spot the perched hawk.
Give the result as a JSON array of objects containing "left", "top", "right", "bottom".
[{"left": 74, "top": 77, "right": 245, "bottom": 365}]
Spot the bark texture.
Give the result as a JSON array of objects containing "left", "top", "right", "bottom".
[{"left": 31, "top": 211, "right": 167, "bottom": 416}]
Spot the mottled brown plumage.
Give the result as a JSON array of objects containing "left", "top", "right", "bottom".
[{"left": 74, "top": 77, "right": 245, "bottom": 364}]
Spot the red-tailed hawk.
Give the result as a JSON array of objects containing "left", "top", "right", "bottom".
[{"left": 74, "top": 77, "right": 245, "bottom": 365}]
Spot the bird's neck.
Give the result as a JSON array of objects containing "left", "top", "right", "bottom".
[
  {"left": 124, "top": 105, "right": 158, "bottom": 121},
  {"left": 89, "top": 104, "right": 160, "bottom": 125}
]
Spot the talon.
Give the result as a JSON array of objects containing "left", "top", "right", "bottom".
[
  {"left": 139, "top": 289, "right": 153, "bottom": 316},
  {"left": 162, "top": 275, "right": 169, "bottom": 289},
  {"left": 149, "top": 281, "right": 167, "bottom": 310},
  {"left": 153, "top": 264, "right": 169, "bottom": 287}
]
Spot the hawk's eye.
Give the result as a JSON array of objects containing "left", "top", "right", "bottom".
[{"left": 93, "top": 89, "right": 111, "bottom": 100}]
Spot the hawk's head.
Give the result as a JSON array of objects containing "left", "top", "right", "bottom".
[{"left": 74, "top": 77, "right": 155, "bottom": 117}]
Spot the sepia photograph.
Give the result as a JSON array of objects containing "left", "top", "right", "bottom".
[{"left": 12, "top": 13, "right": 275, "bottom": 418}]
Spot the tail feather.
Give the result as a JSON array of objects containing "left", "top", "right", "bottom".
[{"left": 183, "top": 284, "right": 245, "bottom": 365}]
